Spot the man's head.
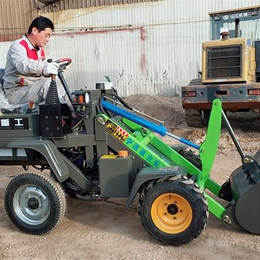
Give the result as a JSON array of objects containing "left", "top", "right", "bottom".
[{"left": 27, "top": 16, "right": 54, "bottom": 48}]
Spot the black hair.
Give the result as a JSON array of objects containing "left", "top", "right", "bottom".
[{"left": 28, "top": 16, "right": 54, "bottom": 34}]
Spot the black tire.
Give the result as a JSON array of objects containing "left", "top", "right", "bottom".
[
  {"left": 61, "top": 178, "right": 78, "bottom": 198},
  {"left": 4, "top": 172, "right": 66, "bottom": 235},
  {"left": 51, "top": 172, "right": 78, "bottom": 198},
  {"left": 138, "top": 176, "right": 208, "bottom": 246},
  {"left": 185, "top": 109, "right": 209, "bottom": 127},
  {"left": 179, "top": 150, "right": 202, "bottom": 170}
]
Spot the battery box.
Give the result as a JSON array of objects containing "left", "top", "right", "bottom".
[{"left": 99, "top": 155, "right": 133, "bottom": 197}]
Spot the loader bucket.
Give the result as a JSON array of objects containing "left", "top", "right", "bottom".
[{"left": 229, "top": 152, "right": 260, "bottom": 234}]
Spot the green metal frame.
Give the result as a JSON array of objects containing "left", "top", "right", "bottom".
[
  {"left": 101, "top": 99, "right": 225, "bottom": 220},
  {"left": 199, "top": 99, "right": 226, "bottom": 219}
]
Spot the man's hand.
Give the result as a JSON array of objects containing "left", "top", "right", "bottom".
[{"left": 43, "top": 62, "right": 60, "bottom": 76}]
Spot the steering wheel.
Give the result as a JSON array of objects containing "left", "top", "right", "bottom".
[{"left": 54, "top": 58, "right": 72, "bottom": 71}]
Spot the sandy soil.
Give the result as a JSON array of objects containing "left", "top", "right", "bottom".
[{"left": 1, "top": 95, "right": 260, "bottom": 260}]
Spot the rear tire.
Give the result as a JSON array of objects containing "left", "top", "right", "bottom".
[
  {"left": 138, "top": 176, "right": 208, "bottom": 245},
  {"left": 4, "top": 172, "right": 66, "bottom": 235},
  {"left": 185, "top": 109, "right": 209, "bottom": 127}
]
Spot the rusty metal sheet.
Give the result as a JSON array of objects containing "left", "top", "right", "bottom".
[
  {"left": 0, "top": 0, "right": 37, "bottom": 42},
  {"left": 41, "top": 0, "right": 159, "bottom": 12}
]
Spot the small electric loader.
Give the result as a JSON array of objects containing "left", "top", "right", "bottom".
[{"left": 1, "top": 59, "right": 260, "bottom": 246}]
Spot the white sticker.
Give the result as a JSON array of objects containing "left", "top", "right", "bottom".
[
  {"left": 14, "top": 118, "right": 23, "bottom": 127},
  {"left": 1, "top": 119, "right": 10, "bottom": 127}
]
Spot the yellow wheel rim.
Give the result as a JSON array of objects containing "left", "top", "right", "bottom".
[{"left": 151, "top": 193, "right": 192, "bottom": 234}]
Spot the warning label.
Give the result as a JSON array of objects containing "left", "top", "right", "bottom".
[{"left": 105, "top": 120, "right": 129, "bottom": 142}]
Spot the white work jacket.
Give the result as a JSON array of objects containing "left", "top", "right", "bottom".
[{"left": 3, "top": 35, "right": 47, "bottom": 90}]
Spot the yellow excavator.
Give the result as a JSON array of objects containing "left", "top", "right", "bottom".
[{"left": 182, "top": 5, "right": 260, "bottom": 126}]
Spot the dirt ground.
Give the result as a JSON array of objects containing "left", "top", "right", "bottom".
[{"left": 1, "top": 95, "right": 260, "bottom": 260}]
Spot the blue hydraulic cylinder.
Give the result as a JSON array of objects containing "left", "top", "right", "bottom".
[
  {"left": 102, "top": 99, "right": 167, "bottom": 135},
  {"left": 101, "top": 99, "right": 200, "bottom": 150},
  {"left": 165, "top": 132, "right": 200, "bottom": 150}
]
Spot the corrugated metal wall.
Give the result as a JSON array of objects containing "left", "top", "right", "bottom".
[
  {"left": 0, "top": 0, "right": 37, "bottom": 41},
  {"left": 41, "top": 0, "right": 158, "bottom": 12},
  {"left": 0, "top": 0, "right": 259, "bottom": 96}
]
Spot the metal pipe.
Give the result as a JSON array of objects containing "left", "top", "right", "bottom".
[
  {"left": 165, "top": 132, "right": 200, "bottom": 150},
  {"left": 221, "top": 110, "right": 246, "bottom": 159},
  {"left": 58, "top": 72, "right": 76, "bottom": 114},
  {"left": 235, "top": 18, "right": 240, "bottom": 37}
]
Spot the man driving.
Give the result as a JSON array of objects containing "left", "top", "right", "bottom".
[{"left": 3, "top": 16, "right": 67, "bottom": 107}]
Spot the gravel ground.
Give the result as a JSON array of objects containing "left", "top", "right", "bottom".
[{"left": 1, "top": 94, "right": 260, "bottom": 260}]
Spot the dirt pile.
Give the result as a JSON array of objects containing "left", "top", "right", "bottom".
[{"left": 123, "top": 94, "right": 185, "bottom": 128}]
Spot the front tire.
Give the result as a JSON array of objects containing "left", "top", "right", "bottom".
[
  {"left": 4, "top": 172, "right": 66, "bottom": 235},
  {"left": 185, "top": 109, "right": 209, "bottom": 127},
  {"left": 138, "top": 176, "right": 208, "bottom": 246},
  {"left": 179, "top": 150, "right": 202, "bottom": 170}
]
